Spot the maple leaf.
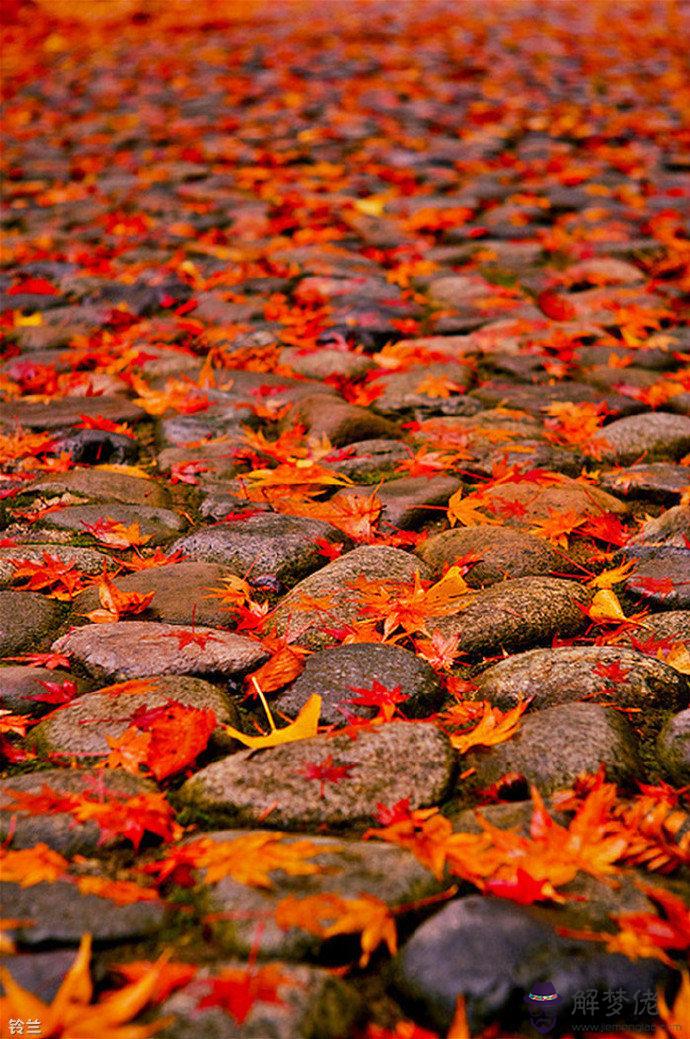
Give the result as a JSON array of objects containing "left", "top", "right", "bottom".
[
  {"left": 75, "top": 414, "right": 135, "bottom": 437},
  {"left": 243, "top": 646, "right": 306, "bottom": 695},
  {"left": 76, "top": 876, "right": 161, "bottom": 906},
  {"left": 197, "top": 963, "right": 295, "bottom": 1024},
  {"left": 0, "top": 933, "right": 170, "bottom": 1039},
  {"left": 274, "top": 892, "right": 397, "bottom": 966},
  {"left": 113, "top": 962, "right": 198, "bottom": 1005},
  {"left": 0, "top": 844, "right": 69, "bottom": 886},
  {"left": 586, "top": 588, "right": 630, "bottom": 623},
  {"left": 84, "top": 573, "right": 155, "bottom": 623},
  {"left": 297, "top": 753, "right": 356, "bottom": 797},
  {"left": 536, "top": 289, "right": 577, "bottom": 321},
  {"left": 224, "top": 693, "right": 321, "bottom": 750},
  {"left": 0, "top": 711, "right": 33, "bottom": 737},
  {"left": 156, "top": 832, "right": 331, "bottom": 889},
  {"left": 414, "top": 374, "right": 465, "bottom": 398},
  {"left": 449, "top": 700, "right": 529, "bottom": 754},
  {"left": 447, "top": 489, "right": 499, "bottom": 528},
  {"left": 106, "top": 727, "right": 152, "bottom": 774},
  {"left": 483, "top": 867, "right": 557, "bottom": 905},
  {"left": 7, "top": 552, "right": 93, "bottom": 600},
  {"left": 32, "top": 678, "right": 79, "bottom": 704},
  {"left": 159, "top": 627, "right": 223, "bottom": 651},
  {"left": 530, "top": 508, "right": 587, "bottom": 548},
  {"left": 589, "top": 560, "right": 637, "bottom": 589},
  {"left": 82, "top": 517, "right": 152, "bottom": 549}
]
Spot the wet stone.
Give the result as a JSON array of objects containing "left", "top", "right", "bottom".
[
  {"left": 321, "top": 438, "right": 411, "bottom": 481},
  {"left": 480, "top": 476, "right": 628, "bottom": 525},
  {"left": 273, "top": 643, "right": 442, "bottom": 725},
  {"left": 29, "top": 675, "right": 238, "bottom": 759},
  {"left": 199, "top": 833, "right": 445, "bottom": 960},
  {"left": 371, "top": 365, "right": 477, "bottom": 417},
  {"left": 470, "top": 380, "right": 641, "bottom": 418},
  {"left": 435, "top": 577, "right": 590, "bottom": 658},
  {"left": 417, "top": 526, "right": 560, "bottom": 586},
  {"left": 333, "top": 475, "right": 461, "bottom": 530},
  {"left": 290, "top": 393, "right": 399, "bottom": 446},
  {"left": 624, "top": 552, "right": 690, "bottom": 610},
  {"left": 271, "top": 545, "right": 430, "bottom": 649},
  {"left": 0, "top": 590, "right": 63, "bottom": 656},
  {"left": 171, "top": 513, "right": 348, "bottom": 586},
  {"left": 395, "top": 894, "right": 669, "bottom": 1034},
  {"left": 180, "top": 721, "right": 455, "bottom": 829},
  {"left": 158, "top": 962, "right": 359, "bottom": 1039},
  {"left": 51, "top": 620, "right": 266, "bottom": 682},
  {"left": 55, "top": 428, "right": 139, "bottom": 466},
  {"left": 656, "top": 709, "right": 690, "bottom": 785},
  {"left": 475, "top": 645, "right": 689, "bottom": 712},
  {"left": 627, "top": 504, "right": 690, "bottom": 552},
  {"left": 24, "top": 469, "right": 170, "bottom": 508},
  {"left": 279, "top": 345, "right": 375, "bottom": 380},
  {"left": 599, "top": 412, "right": 690, "bottom": 464},
  {"left": 618, "top": 611, "right": 690, "bottom": 650},
  {"left": 42, "top": 503, "right": 186, "bottom": 545},
  {"left": 72, "top": 562, "right": 234, "bottom": 628},
  {"left": 3, "top": 882, "right": 165, "bottom": 947},
  {"left": 463, "top": 702, "right": 641, "bottom": 796},
  {"left": 0, "top": 768, "right": 157, "bottom": 855},
  {"left": 0, "top": 665, "right": 89, "bottom": 716},
  {"left": 600, "top": 463, "right": 690, "bottom": 503}
]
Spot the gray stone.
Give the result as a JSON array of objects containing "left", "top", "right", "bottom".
[
  {"left": 0, "top": 950, "right": 77, "bottom": 1003},
  {"left": 600, "top": 463, "right": 690, "bottom": 503},
  {"left": 24, "top": 469, "right": 170, "bottom": 507},
  {"left": 435, "top": 577, "right": 590, "bottom": 658},
  {"left": 72, "top": 562, "right": 234, "bottom": 628},
  {"left": 51, "top": 620, "right": 266, "bottom": 681},
  {"left": 0, "top": 665, "right": 89, "bottom": 716},
  {"left": 371, "top": 364, "right": 475, "bottom": 416},
  {"left": 463, "top": 702, "right": 641, "bottom": 795},
  {"left": 274, "top": 643, "right": 442, "bottom": 725},
  {"left": 157, "top": 442, "right": 240, "bottom": 482},
  {"left": 159, "top": 962, "right": 359, "bottom": 1039},
  {"left": 470, "top": 380, "right": 641, "bottom": 418},
  {"left": 0, "top": 768, "right": 157, "bottom": 854},
  {"left": 0, "top": 591, "right": 63, "bottom": 656},
  {"left": 290, "top": 393, "right": 399, "bottom": 446},
  {"left": 198, "top": 832, "right": 444, "bottom": 959},
  {"left": 280, "top": 345, "right": 375, "bottom": 380},
  {"left": 395, "top": 895, "right": 668, "bottom": 1033},
  {"left": 171, "top": 514, "right": 348, "bottom": 585},
  {"left": 30, "top": 675, "right": 238, "bottom": 759},
  {"left": 657, "top": 709, "right": 690, "bottom": 785},
  {"left": 480, "top": 476, "right": 628, "bottom": 525},
  {"left": 42, "top": 503, "right": 186, "bottom": 544},
  {"left": 2, "top": 881, "right": 164, "bottom": 946},
  {"left": 475, "top": 645, "right": 689, "bottom": 712},
  {"left": 180, "top": 722, "right": 454, "bottom": 829},
  {"left": 627, "top": 505, "right": 690, "bottom": 551},
  {"left": 322, "top": 438, "right": 411, "bottom": 481},
  {"left": 600, "top": 412, "right": 690, "bottom": 465},
  {"left": 0, "top": 544, "right": 107, "bottom": 586},
  {"left": 271, "top": 545, "right": 430, "bottom": 648},
  {"left": 0, "top": 395, "right": 146, "bottom": 431},
  {"left": 333, "top": 475, "right": 461, "bottom": 530},
  {"left": 619, "top": 611, "right": 690, "bottom": 650},
  {"left": 417, "top": 526, "right": 560, "bottom": 586},
  {"left": 624, "top": 552, "right": 690, "bottom": 610}
]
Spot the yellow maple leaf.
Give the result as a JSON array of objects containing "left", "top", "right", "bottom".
[
  {"left": 0, "top": 844, "right": 69, "bottom": 886},
  {"left": 223, "top": 693, "right": 321, "bottom": 749},
  {"left": 589, "top": 560, "right": 637, "bottom": 588},
  {"left": 447, "top": 489, "right": 498, "bottom": 528},
  {"left": 450, "top": 700, "right": 529, "bottom": 754},
  {"left": 274, "top": 892, "right": 397, "bottom": 967},
  {"left": 191, "top": 831, "right": 332, "bottom": 888}
]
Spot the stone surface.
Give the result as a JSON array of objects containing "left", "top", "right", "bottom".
[
  {"left": 417, "top": 526, "right": 560, "bottom": 585},
  {"left": 24, "top": 468, "right": 169, "bottom": 507},
  {"left": 618, "top": 610, "right": 690, "bottom": 650},
  {"left": 2, "top": 881, "right": 164, "bottom": 946},
  {"left": 321, "top": 438, "right": 411, "bottom": 481},
  {"left": 180, "top": 722, "right": 455, "bottom": 829},
  {"left": 395, "top": 895, "right": 668, "bottom": 1033},
  {"left": 171, "top": 514, "right": 348, "bottom": 585},
  {"left": 627, "top": 504, "right": 690, "bottom": 551},
  {"left": 0, "top": 395, "right": 146, "bottom": 431},
  {"left": 30, "top": 675, "right": 238, "bottom": 759},
  {"left": 0, "top": 768, "right": 157, "bottom": 854},
  {"left": 51, "top": 620, "right": 266, "bottom": 681},
  {"left": 656, "top": 709, "right": 690, "bottom": 785},
  {"left": 333, "top": 475, "right": 461, "bottom": 530},
  {"left": 271, "top": 545, "right": 430, "bottom": 648},
  {"left": 0, "top": 590, "right": 63, "bottom": 656},
  {"left": 72, "top": 561, "right": 233, "bottom": 627},
  {"left": 475, "top": 645, "right": 689, "bottom": 712},
  {"left": 0, "top": 665, "right": 89, "bottom": 716},
  {"left": 435, "top": 577, "right": 591, "bottom": 657},
  {"left": 0, "top": 950, "right": 77, "bottom": 1004},
  {"left": 158, "top": 962, "right": 359, "bottom": 1039},
  {"left": 480, "top": 477, "right": 627, "bottom": 525},
  {"left": 600, "top": 412, "right": 690, "bottom": 464},
  {"left": 624, "top": 551, "right": 690, "bottom": 610},
  {"left": 463, "top": 702, "right": 641, "bottom": 794},
  {"left": 600, "top": 462, "right": 690, "bottom": 503},
  {"left": 199, "top": 832, "right": 445, "bottom": 959},
  {"left": 42, "top": 503, "right": 186, "bottom": 544},
  {"left": 273, "top": 643, "right": 442, "bottom": 725},
  {"left": 290, "top": 393, "right": 399, "bottom": 446}
]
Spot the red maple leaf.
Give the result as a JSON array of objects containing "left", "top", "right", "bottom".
[
  {"left": 297, "top": 754, "right": 355, "bottom": 798},
  {"left": 197, "top": 964, "right": 292, "bottom": 1024},
  {"left": 33, "top": 679, "right": 79, "bottom": 705},
  {"left": 347, "top": 679, "right": 409, "bottom": 710},
  {"left": 2, "top": 651, "right": 71, "bottom": 670},
  {"left": 484, "top": 867, "right": 556, "bottom": 905},
  {"left": 632, "top": 576, "right": 675, "bottom": 597},
  {"left": 592, "top": 661, "right": 632, "bottom": 685},
  {"left": 375, "top": 799, "right": 413, "bottom": 826},
  {"left": 160, "top": 628, "right": 223, "bottom": 651},
  {"left": 537, "top": 290, "right": 576, "bottom": 321}
]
